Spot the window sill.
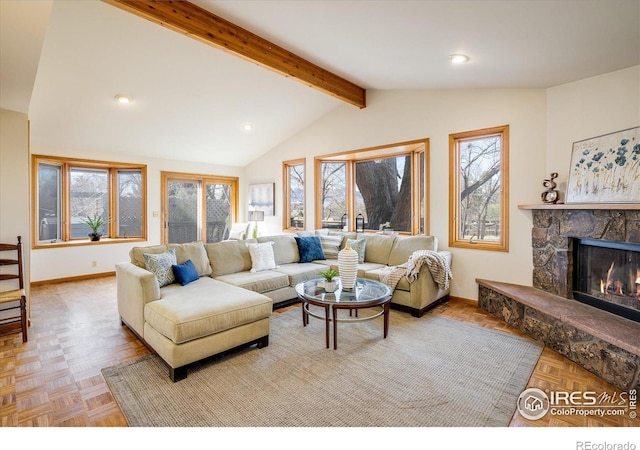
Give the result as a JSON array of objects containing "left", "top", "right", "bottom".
[
  {"left": 34, "top": 237, "right": 147, "bottom": 250},
  {"left": 449, "top": 240, "right": 508, "bottom": 252}
]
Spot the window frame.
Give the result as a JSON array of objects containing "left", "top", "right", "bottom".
[
  {"left": 448, "top": 124, "right": 509, "bottom": 252},
  {"left": 32, "top": 155, "right": 147, "bottom": 248},
  {"left": 160, "top": 171, "right": 239, "bottom": 244},
  {"left": 282, "top": 158, "right": 306, "bottom": 232},
  {"left": 313, "top": 139, "right": 429, "bottom": 235}
]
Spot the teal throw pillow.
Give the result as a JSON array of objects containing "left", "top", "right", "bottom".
[
  {"left": 347, "top": 238, "right": 366, "bottom": 264},
  {"left": 294, "top": 236, "right": 326, "bottom": 263},
  {"left": 143, "top": 249, "right": 177, "bottom": 287},
  {"left": 172, "top": 259, "right": 200, "bottom": 286}
]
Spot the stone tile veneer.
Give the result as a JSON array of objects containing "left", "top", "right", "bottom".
[
  {"left": 476, "top": 207, "right": 640, "bottom": 392},
  {"left": 532, "top": 209, "right": 640, "bottom": 298},
  {"left": 477, "top": 279, "right": 640, "bottom": 391}
]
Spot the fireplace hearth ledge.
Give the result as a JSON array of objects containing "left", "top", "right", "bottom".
[{"left": 477, "top": 278, "right": 640, "bottom": 392}]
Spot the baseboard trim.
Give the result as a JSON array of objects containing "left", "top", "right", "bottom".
[
  {"left": 449, "top": 295, "right": 477, "bottom": 304},
  {"left": 31, "top": 271, "right": 115, "bottom": 287}
]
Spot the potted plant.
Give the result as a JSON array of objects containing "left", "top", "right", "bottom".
[
  {"left": 318, "top": 268, "right": 339, "bottom": 293},
  {"left": 82, "top": 214, "right": 106, "bottom": 241}
]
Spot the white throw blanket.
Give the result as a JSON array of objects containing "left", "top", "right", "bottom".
[{"left": 380, "top": 250, "right": 452, "bottom": 291}]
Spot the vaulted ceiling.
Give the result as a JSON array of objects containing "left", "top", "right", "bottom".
[{"left": 2, "top": 0, "right": 639, "bottom": 166}]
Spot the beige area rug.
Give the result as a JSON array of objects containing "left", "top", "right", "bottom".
[{"left": 102, "top": 308, "right": 542, "bottom": 427}]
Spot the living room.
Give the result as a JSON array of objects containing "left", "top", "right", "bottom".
[{"left": 1, "top": 0, "right": 639, "bottom": 444}]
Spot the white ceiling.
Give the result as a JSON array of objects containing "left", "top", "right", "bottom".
[{"left": 2, "top": 0, "right": 639, "bottom": 167}]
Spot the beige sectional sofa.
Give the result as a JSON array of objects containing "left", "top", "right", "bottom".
[{"left": 115, "top": 233, "right": 451, "bottom": 381}]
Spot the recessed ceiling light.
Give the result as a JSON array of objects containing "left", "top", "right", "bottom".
[
  {"left": 243, "top": 123, "right": 254, "bottom": 131},
  {"left": 114, "top": 94, "right": 132, "bottom": 104},
  {"left": 450, "top": 54, "right": 470, "bottom": 64}
]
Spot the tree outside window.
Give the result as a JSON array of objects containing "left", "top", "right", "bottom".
[
  {"left": 283, "top": 159, "right": 305, "bottom": 231},
  {"left": 315, "top": 139, "right": 428, "bottom": 234},
  {"left": 319, "top": 162, "right": 346, "bottom": 229},
  {"left": 355, "top": 156, "right": 412, "bottom": 232},
  {"left": 449, "top": 125, "right": 509, "bottom": 251}
]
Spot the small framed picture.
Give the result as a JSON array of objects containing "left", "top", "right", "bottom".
[{"left": 248, "top": 183, "right": 275, "bottom": 216}]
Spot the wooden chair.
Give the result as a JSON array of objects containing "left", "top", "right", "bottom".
[{"left": 0, "top": 236, "right": 28, "bottom": 342}]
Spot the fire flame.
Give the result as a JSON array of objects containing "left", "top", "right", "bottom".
[
  {"left": 615, "top": 280, "right": 623, "bottom": 295},
  {"left": 600, "top": 261, "right": 615, "bottom": 294},
  {"left": 598, "top": 262, "right": 640, "bottom": 299}
]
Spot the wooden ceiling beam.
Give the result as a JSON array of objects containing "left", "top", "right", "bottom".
[{"left": 102, "top": 0, "right": 366, "bottom": 108}]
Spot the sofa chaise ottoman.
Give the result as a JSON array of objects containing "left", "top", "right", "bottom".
[{"left": 116, "top": 241, "right": 272, "bottom": 381}]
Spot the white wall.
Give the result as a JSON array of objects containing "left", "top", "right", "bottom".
[
  {"left": 245, "top": 88, "right": 548, "bottom": 300},
  {"left": 14, "top": 66, "right": 640, "bottom": 290},
  {"left": 28, "top": 144, "right": 243, "bottom": 282},
  {"left": 0, "top": 109, "right": 31, "bottom": 312},
  {"left": 546, "top": 66, "right": 640, "bottom": 201}
]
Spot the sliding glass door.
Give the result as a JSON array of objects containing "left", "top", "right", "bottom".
[
  {"left": 162, "top": 172, "right": 238, "bottom": 244},
  {"left": 166, "top": 180, "right": 199, "bottom": 244}
]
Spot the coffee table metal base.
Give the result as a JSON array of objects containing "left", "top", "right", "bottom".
[{"left": 300, "top": 298, "right": 391, "bottom": 349}]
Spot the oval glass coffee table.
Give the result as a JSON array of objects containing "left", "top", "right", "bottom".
[{"left": 295, "top": 277, "right": 392, "bottom": 349}]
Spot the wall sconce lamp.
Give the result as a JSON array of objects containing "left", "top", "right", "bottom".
[
  {"left": 248, "top": 210, "right": 264, "bottom": 238},
  {"left": 355, "top": 214, "right": 364, "bottom": 233}
]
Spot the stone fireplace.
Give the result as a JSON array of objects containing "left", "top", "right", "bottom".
[
  {"left": 477, "top": 206, "right": 640, "bottom": 391},
  {"left": 531, "top": 208, "right": 640, "bottom": 319}
]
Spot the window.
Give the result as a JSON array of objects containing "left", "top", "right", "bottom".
[
  {"left": 33, "top": 155, "right": 146, "bottom": 247},
  {"left": 161, "top": 172, "right": 238, "bottom": 244},
  {"left": 282, "top": 159, "right": 305, "bottom": 231},
  {"left": 117, "top": 170, "right": 145, "bottom": 237},
  {"left": 449, "top": 125, "right": 509, "bottom": 251},
  {"left": 318, "top": 161, "right": 347, "bottom": 230},
  {"left": 69, "top": 168, "right": 108, "bottom": 239},
  {"left": 314, "top": 139, "right": 428, "bottom": 234}
]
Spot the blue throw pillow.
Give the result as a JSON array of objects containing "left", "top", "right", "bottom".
[
  {"left": 172, "top": 259, "right": 200, "bottom": 286},
  {"left": 294, "top": 236, "right": 326, "bottom": 263}
]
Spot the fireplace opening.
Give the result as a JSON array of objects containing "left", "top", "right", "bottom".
[{"left": 573, "top": 238, "right": 640, "bottom": 323}]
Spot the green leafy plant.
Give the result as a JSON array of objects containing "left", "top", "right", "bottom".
[
  {"left": 319, "top": 268, "right": 339, "bottom": 282},
  {"left": 82, "top": 215, "right": 107, "bottom": 235}
]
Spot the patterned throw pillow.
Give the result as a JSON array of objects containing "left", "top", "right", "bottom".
[
  {"left": 347, "top": 238, "right": 366, "bottom": 264},
  {"left": 143, "top": 249, "right": 177, "bottom": 287},
  {"left": 294, "top": 236, "right": 326, "bottom": 263},
  {"left": 319, "top": 234, "right": 343, "bottom": 259},
  {"left": 246, "top": 242, "right": 278, "bottom": 272}
]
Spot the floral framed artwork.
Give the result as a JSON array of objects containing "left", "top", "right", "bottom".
[
  {"left": 566, "top": 126, "right": 640, "bottom": 203},
  {"left": 248, "top": 183, "right": 275, "bottom": 216}
]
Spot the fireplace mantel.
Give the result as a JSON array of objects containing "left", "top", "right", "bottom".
[{"left": 519, "top": 203, "right": 640, "bottom": 210}]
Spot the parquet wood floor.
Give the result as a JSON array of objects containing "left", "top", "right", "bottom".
[{"left": 1, "top": 277, "right": 637, "bottom": 427}]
